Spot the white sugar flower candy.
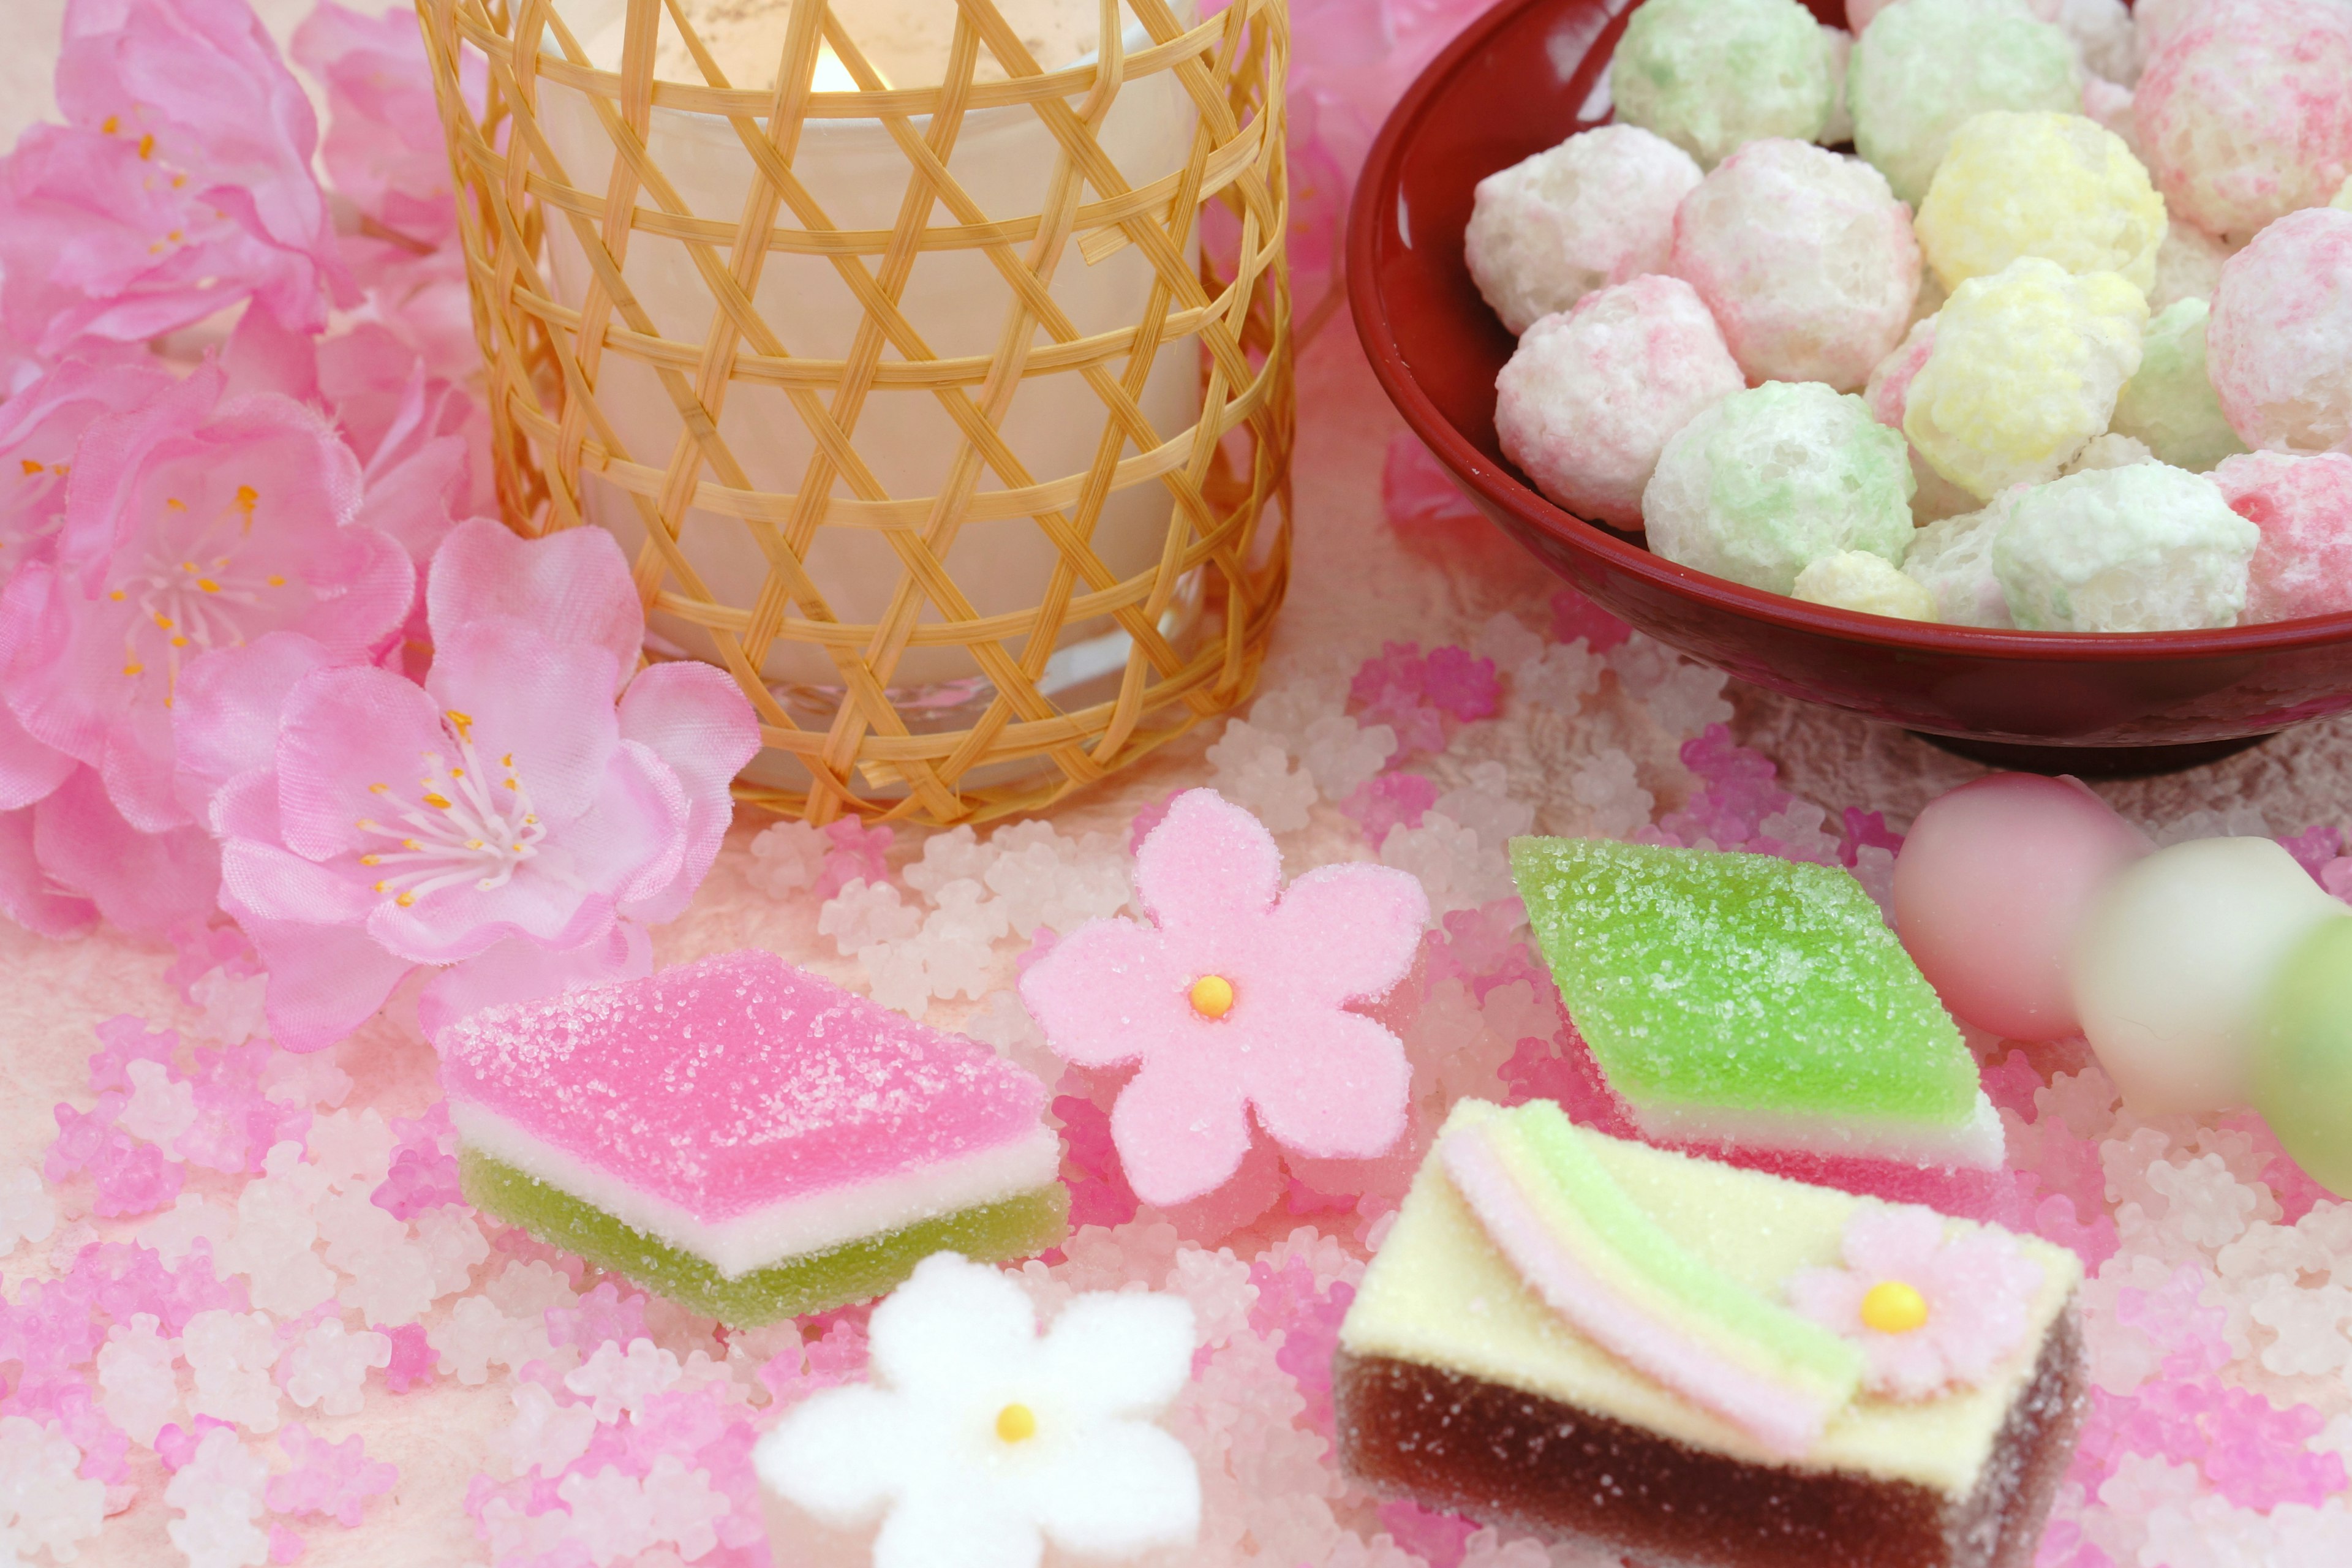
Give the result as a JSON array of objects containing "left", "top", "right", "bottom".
[{"left": 756, "top": 1253, "right": 1199, "bottom": 1568}]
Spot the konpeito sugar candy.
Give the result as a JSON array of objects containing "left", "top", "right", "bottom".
[
  {"left": 1914, "top": 111, "right": 2164, "bottom": 294},
  {"left": 1643, "top": 381, "right": 1915, "bottom": 594},
  {"left": 2207, "top": 207, "right": 2352, "bottom": 454},
  {"left": 2109, "top": 298, "right": 2248, "bottom": 472},
  {"left": 2212, "top": 451, "right": 2352, "bottom": 622},
  {"left": 1849, "top": 0, "right": 2082, "bottom": 206},
  {"left": 2135, "top": 0, "right": 2352, "bottom": 240},
  {"left": 1610, "top": 0, "right": 1833, "bottom": 170},
  {"left": 1668, "top": 138, "right": 1920, "bottom": 390},
  {"left": 1902, "top": 257, "right": 2147, "bottom": 500},
  {"left": 1991, "top": 462, "right": 2258, "bottom": 631},
  {"left": 1466, "top": 126, "right": 1703, "bottom": 336},
  {"left": 1495, "top": 275, "right": 1746, "bottom": 530}
]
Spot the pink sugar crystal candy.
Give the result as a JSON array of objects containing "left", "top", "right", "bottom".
[
  {"left": 1550, "top": 589, "right": 1633, "bottom": 652},
  {"left": 439, "top": 950, "right": 1063, "bottom": 1306},
  {"left": 1893, "top": 775, "right": 2153, "bottom": 1041},
  {"left": 1340, "top": 771, "right": 1438, "bottom": 840},
  {"left": 813, "top": 818, "right": 892, "bottom": 899},
  {"left": 375, "top": 1322, "right": 434, "bottom": 1393}
]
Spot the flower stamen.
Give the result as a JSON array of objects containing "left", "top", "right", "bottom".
[{"left": 356, "top": 721, "right": 547, "bottom": 907}]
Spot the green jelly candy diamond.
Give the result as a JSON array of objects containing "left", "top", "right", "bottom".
[
  {"left": 459, "top": 1150, "right": 1070, "bottom": 1327},
  {"left": 1511, "top": 838, "right": 1980, "bottom": 1140}
]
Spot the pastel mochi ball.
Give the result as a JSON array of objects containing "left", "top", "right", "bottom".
[
  {"left": 2134, "top": 0, "right": 2352, "bottom": 240},
  {"left": 1642, "top": 380, "right": 1916, "bottom": 594},
  {"left": 1668, "top": 138, "right": 1921, "bottom": 391},
  {"left": 2211, "top": 450, "right": 2352, "bottom": 622},
  {"left": 1893, "top": 772, "right": 2152, "bottom": 1041},
  {"left": 1493, "top": 275, "right": 1746, "bottom": 530},
  {"left": 1989, "top": 462, "right": 2258, "bottom": 631},
  {"left": 1849, "top": 0, "right": 2083, "bottom": 207},
  {"left": 1610, "top": 0, "right": 1834, "bottom": 170},
  {"left": 1914, "top": 111, "right": 2165, "bottom": 295},
  {"left": 2253, "top": 916, "right": 2352, "bottom": 1199},
  {"left": 1902, "top": 257, "right": 2148, "bottom": 502},
  {"left": 1465, "top": 125, "right": 1704, "bottom": 336},
  {"left": 2207, "top": 207, "right": 2352, "bottom": 455}
]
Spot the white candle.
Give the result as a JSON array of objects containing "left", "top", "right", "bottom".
[{"left": 533, "top": 0, "right": 1204, "bottom": 785}]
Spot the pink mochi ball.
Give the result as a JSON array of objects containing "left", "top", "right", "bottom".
[
  {"left": 1892, "top": 773, "right": 2154, "bottom": 1041},
  {"left": 1493, "top": 274, "right": 1746, "bottom": 530},
  {"left": 2135, "top": 0, "right": 2352, "bottom": 239},
  {"left": 2212, "top": 450, "right": 2352, "bottom": 621},
  {"left": 2208, "top": 207, "right": 2352, "bottom": 456}
]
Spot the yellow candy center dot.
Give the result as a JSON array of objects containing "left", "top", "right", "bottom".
[
  {"left": 995, "top": 1403, "right": 1038, "bottom": 1443},
  {"left": 1189, "top": 974, "right": 1235, "bottom": 1019},
  {"left": 1861, "top": 1280, "right": 1930, "bottom": 1335}
]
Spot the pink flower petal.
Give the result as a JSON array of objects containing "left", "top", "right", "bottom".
[
  {"left": 1243, "top": 1006, "right": 1411, "bottom": 1161},
  {"left": 170, "top": 632, "right": 344, "bottom": 821},
  {"left": 0, "top": 701, "right": 75, "bottom": 812},
  {"left": 1265, "top": 861, "right": 1429, "bottom": 1007},
  {"left": 0, "top": 804, "right": 97, "bottom": 938},
  {"left": 221, "top": 888, "right": 415, "bottom": 1053},
  {"left": 424, "top": 519, "right": 643, "bottom": 687},
  {"left": 415, "top": 920, "right": 652, "bottom": 1044},
  {"left": 424, "top": 619, "right": 622, "bottom": 827},
  {"left": 1112, "top": 1044, "right": 1256, "bottom": 1208},
  {"left": 273, "top": 663, "right": 447, "bottom": 862},
  {"left": 614, "top": 658, "right": 760, "bottom": 925},
  {"left": 1019, "top": 917, "right": 1190, "bottom": 1069},
  {"left": 33, "top": 766, "right": 220, "bottom": 936},
  {"left": 219, "top": 837, "right": 379, "bottom": 927},
  {"left": 1133, "top": 788, "right": 1283, "bottom": 935}
]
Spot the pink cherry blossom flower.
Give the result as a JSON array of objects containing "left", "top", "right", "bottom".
[
  {"left": 0, "top": 0, "right": 345, "bottom": 358},
  {"left": 1018, "top": 788, "right": 1428, "bottom": 1207},
  {"left": 212, "top": 520, "right": 758, "bottom": 1050},
  {"left": 0, "top": 356, "right": 175, "bottom": 579},
  {"left": 292, "top": 3, "right": 459, "bottom": 252},
  {"left": 0, "top": 766, "right": 220, "bottom": 939},
  {"left": 0, "top": 364, "right": 412, "bottom": 834},
  {"left": 1785, "top": 1204, "right": 2045, "bottom": 1401}
]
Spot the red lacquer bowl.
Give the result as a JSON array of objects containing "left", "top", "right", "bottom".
[{"left": 1347, "top": 0, "right": 2352, "bottom": 774}]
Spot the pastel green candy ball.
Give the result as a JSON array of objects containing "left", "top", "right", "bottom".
[
  {"left": 2254, "top": 916, "right": 2352, "bottom": 1200},
  {"left": 1610, "top": 0, "right": 1833, "bottom": 170}
]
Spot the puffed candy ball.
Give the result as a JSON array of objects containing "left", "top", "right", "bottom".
[
  {"left": 1819, "top": 27, "right": 1856, "bottom": 145},
  {"left": 2253, "top": 914, "right": 2352, "bottom": 1199},
  {"left": 1466, "top": 126, "right": 1705, "bottom": 336},
  {"left": 2135, "top": 0, "right": 2352, "bottom": 239},
  {"left": 1668, "top": 141, "right": 1920, "bottom": 390},
  {"left": 2148, "top": 217, "right": 2237, "bottom": 313},
  {"left": 1792, "top": 549, "right": 1939, "bottom": 618},
  {"left": 1494, "top": 276, "right": 1746, "bottom": 530},
  {"left": 2109, "top": 298, "right": 2248, "bottom": 472},
  {"left": 1991, "top": 461, "right": 2258, "bottom": 630},
  {"left": 1643, "top": 381, "right": 1916, "bottom": 593},
  {"left": 2207, "top": 207, "right": 2352, "bottom": 454},
  {"left": 1849, "top": 0, "right": 2082, "bottom": 207},
  {"left": 1855, "top": 0, "right": 2132, "bottom": 79},
  {"left": 1611, "top": 0, "right": 1833, "bottom": 170},
  {"left": 1904, "top": 258, "right": 2148, "bottom": 500},
  {"left": 1894, "top": 774, "right": 2152, "bottom": 1041},
  {"left": 2075, "top": 835, "right": 2345, "bottom": 1114},
  {"left": 1902, "top": 508, "right": 2012, "bottom": 625},
  {"left": 2062, "top": 432, "right": 2158, "bottom": 474},
  {"left": 2212, "top": 451, "right": 2352, "bottom": 622},
  {"left": 1865, "top": 318, "right": 1982, "bottom": 522},
  {"left": 1915, "top": 112, "right": 2165, "bottom": 295}
]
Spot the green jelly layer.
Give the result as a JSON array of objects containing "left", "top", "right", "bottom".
[
  {"left": 1510, "top": 837, "right": 1977, "bottom": 1123},
  {"left": 459, "top": 1149, "right": 1070, "bottom": 1326}
]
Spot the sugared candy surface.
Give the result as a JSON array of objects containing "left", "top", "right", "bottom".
[
  {"left": 2212, "top": 451, "right": 2352, "bottom": 622},
  {"left": 1892, "top": 774, "right": 2151, "bottom": 1042},
  {"left": 1644, "top": 380, "right": 1916, "bottom": 594},
  {"left": 1793, "top": 548, "right": 1940, "bottom": 619},
  {"left": 1668, "top": 138, "right": 1921, "bottom": 390},
  {"left": 2108, "top": 297, "right": 2250, "bottom": 473},
  {"left": 1849, "top": 0, "right": 2082, "bottom": 207},
  {"left": 1914, "top": 111, "right": 2164, "bottom": 295},
  {"left": 1989, "top": 462, "right": 2258, "bottom": 632},
  {"left": 2206, "top": 206, "right": 2352, "bottom": 456},
  {"left": 2071, "top": 837, "right": 2346, "bottom": 1115},
  {"left": 1494, "top": 275, "right": 1746, "bottom": 530},
  {"left": 1901, "top": 508, "right": 2012, "bottom": 626},
  {"left": 1610, "top": 0, "right": 1833, "bottom": 170},
  {"left": 1465, "top": 125, "right": 1703, "bottom": 336},
  {"left": 2253, "top": 917, "right": 2352, "bottom": 1198}
]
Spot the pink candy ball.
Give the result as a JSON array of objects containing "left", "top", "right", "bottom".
[
  {"left": 2208, "top": 206, "right": 2352, "bottom": 455},
  {"left": 1891, "top": 773, "right": 2153, "bottom": 1041},
  {"left": 2136, "top": 0, "right": 2352, "bottom": 239},
  {"left": 2212, "top": 450, "right": 2352, "bottom": 622},
  {"left": 1493, "top": 274, "right": 1746, "bottom": 530}
]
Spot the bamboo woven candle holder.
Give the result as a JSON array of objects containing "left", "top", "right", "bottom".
[{"left": 413, "top": 0, "right": 1293, "bottom": 826}]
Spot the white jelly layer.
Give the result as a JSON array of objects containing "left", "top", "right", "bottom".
[
  {"left": 453, "top": 1103, "right": 1063, "bottom": 1279},
  {"left": 1627, "top": 1088, "right": 2006, "bottom": 1171}
]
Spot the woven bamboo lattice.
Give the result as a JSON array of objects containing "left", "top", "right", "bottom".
[{"left": 413, "top": 0, "right": 1293, "bottom": 825}]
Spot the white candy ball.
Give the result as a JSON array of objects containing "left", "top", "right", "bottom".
[
  {"left": 2071, "top": 836, "right": 2345, "bottom": 1114},
  {"left": 1466, "top": 126, "right": 1704, "bottom": 336}
]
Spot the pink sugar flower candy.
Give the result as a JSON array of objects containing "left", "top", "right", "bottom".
[
  {"left": 1785, "top": 1204, "right": 2043, "bottom": 1400},
  {"left": 1018, "top": 788, "right": 1428, "bottom": 1208}
]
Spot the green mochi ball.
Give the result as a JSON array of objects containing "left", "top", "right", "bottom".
[{"left": 2253, "top": 916, "right": 2352, "bottom": 1200}]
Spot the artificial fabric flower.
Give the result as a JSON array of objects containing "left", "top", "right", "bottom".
[
  {"left": 0, "top": 364, "right": 412, "bottom": 835},
  {"left": 1785, "top": 1202, "right": 2044, "bottom": 1400},
  {"left": 209, "top": 519, "right": 758, "bottom": 1050},
  {"left": 756, "top": 1253, "right": 1200, "bottom": 1568},
  {"left": 0, "top": 0, "right": 346, "bottom": 357},
  {"left": 1019, "top": 787, "right": 1428, "bottom": 1207}
]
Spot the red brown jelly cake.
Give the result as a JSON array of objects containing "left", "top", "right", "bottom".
[{"left": 1334, "top": 1101, "right": 2087, "bottom": 1568}]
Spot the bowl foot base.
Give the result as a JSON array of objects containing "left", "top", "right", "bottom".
[{"left": 1909, "top": 731, "right": 2277, "bottom": 778}]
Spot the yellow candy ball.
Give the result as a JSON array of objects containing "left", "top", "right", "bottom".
[
  {"left": 1189, "top": 974, "right": 1236, "bottom": 1019},
  {"left": 1917, "top": 113, "right": 2165, "bottom": 296},
  {"left": 1860, "top": 1280, "right": 1931, "bottom": 1335}
]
